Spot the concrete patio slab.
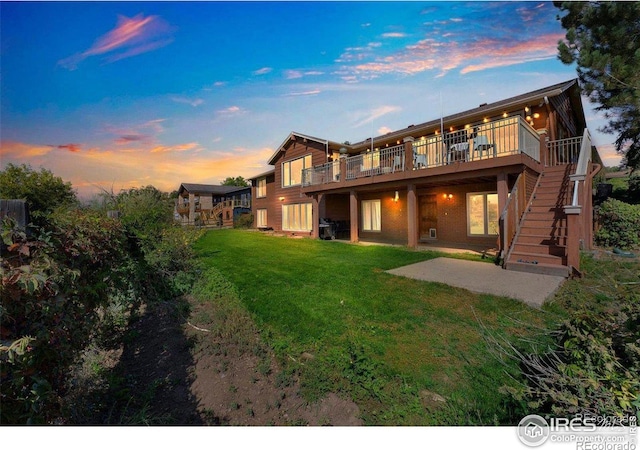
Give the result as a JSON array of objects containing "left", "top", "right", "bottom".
[{"left": 386, "top": 257, "right": 566, "bottom": 307}]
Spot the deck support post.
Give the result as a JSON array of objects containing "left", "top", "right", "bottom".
[
  {"left": 407, "top": 184, "right": 417, "bottom": 248},
  {"left": 497, "top": 171, "right": 509, "bottom": 217},
  {"left": 403, "top": 136, "right": 415, "bottom": 171},
  {"left": 311, "top": 194, "right": 320, "bottom": 239},
  {"left": 349, "top": 190, "right": 358, "bottom": 243},
  {"left": 188, "top": 192, "right": 196, "bottom": 225}
]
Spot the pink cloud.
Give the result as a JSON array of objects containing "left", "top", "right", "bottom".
[
  {"left": 149, "top": 142, "right": 200, "bottom": 154},
  {"left": 0, "top": 140, "right": 53, "bottom": 158},
  {"left": 52, "top": 143, "right": 82, "bottom": 153},
  {"left": 348, "top": 32, "right": 564, "bottom": 79},
  {"left": 58, "top": 14, "right": 173, "bottom": 69}
]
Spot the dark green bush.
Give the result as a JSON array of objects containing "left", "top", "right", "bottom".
[
  {"left": 0, "top": 211, "right": 129, "bottom": 423},
  {"left": 0, "top": 163, "right": 76, "bottom": 225},
  {"left": 234, "top": 213, "right": 253, "bottom": 229},
  {"left": 504, "top": 293, "right": 640, "bottom": 417},
  {"left": 595, "top": 198, "right": 640, "bottom": 249}
]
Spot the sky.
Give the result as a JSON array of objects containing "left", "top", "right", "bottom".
[{"left": 0, "top": 1, "right": 622, "bottom": 199}]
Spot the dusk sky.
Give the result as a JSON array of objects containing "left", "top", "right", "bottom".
[{"left": 0, "top": 1, "right": 620, "bottom": 198}]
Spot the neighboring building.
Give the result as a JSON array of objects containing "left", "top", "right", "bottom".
[
  {"left": 249, "top": 79, "right": 602, "bottom": 276},
  {"left": 176, "top": 183, "right": 251, "bottom": 227}
]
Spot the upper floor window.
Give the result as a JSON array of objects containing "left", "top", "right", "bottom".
[
  {"left": 256, "top": 177, "right": 267, "bottom": 198},
  {"left": 282, "top": 154, "right": 312, "bottom": 187}
]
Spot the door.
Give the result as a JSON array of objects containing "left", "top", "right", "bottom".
[{"left": 419, "top": 194, "right": 438, "bottom": 240}]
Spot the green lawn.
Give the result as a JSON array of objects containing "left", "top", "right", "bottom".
[{"left": 194, "top": 229, "right": 549, "bottom": 425}]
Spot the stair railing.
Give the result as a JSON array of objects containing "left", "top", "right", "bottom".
[{"left": 499, "top": 172, "right": 527, "bottom": 261}]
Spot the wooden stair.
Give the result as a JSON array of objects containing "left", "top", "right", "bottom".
[{"left": 504, "top": 165, "right": 573, "bottom": 277}]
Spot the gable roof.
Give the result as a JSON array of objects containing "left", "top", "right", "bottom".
[
  {"left": 248, "top": 169, "right": 275, "bottom": 181},
  {"left": 267, "top": 131, "right": 345, "bottom": 166},
  {"left": 178, "top": 183, "right": 250, "bottom": 196}
]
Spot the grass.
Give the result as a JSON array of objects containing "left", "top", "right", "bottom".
[{"left": 194, "top": 229, "right": 553, "bottom": 425}]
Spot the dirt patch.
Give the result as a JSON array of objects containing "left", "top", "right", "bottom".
[{"left": 84, "top": 299, "right": 363, "bottom": 425}]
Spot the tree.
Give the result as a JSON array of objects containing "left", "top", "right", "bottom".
[
  {"left": 0, "top": 164, "right": 77, "bottom": 222},
  {"left": 556, "top": 2, "right": 640, "bottom": 169},
  {"left": 221, "top": 176, "right": 249, "bottom": 187}
]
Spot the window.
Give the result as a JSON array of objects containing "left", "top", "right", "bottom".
[
  {"left": 256, "top": 178, "right": 267, "bottom": 198},
  {"left": 282, "top": 203, "right": 312, "bottom": 231},
  {"left": 256, "top": 209, "right": 267, "bottom": 228},
  {"left": 282, "top": 154, "right": 313, "bottom": 187},
  {"left": 467, "top": 192, "right": 499, "bottom": 236},
  {"left": 362, "top": 199, "right": 381, "bottom": 232}
]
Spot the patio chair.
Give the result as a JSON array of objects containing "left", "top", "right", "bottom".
[
  {"left": 473, "top": 135, "right": 495, "bottom": 159},
  {"left": 392, "top": 155, "right": 404, "bottom": 172}
]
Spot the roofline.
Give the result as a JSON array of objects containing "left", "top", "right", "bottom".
[
  {"left": 267, "top": 131, "right": 335, "bottom": 165},
  {"left": 248, "top": 169, "right": 276, "bottom": 180},
  {"left": 350, "top": 79, "right": 579, "bottom": 149}
]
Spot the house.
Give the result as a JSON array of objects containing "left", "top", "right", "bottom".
[
  {"left": 249, "top": 79, "right": 602, "bottom": 276},
  {"left": 176, "top": 183, "right": 251, "bottom": 227}
]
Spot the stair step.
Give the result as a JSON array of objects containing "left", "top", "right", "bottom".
[
  {"left": 520, "top": 227, "right": 568, "bottom": 238},
  {"left": 504, "top": 261, "right": 570, "bottom": 277},
  {"left": 526, "top": 211, "right": 564, "bottom": 220},
  {"left": 528, "top": 205, "right": 564, "bottom": 214},
  {"left": 517, "top": 233, "right": 568, "bottom": 245},
  {"left": 512, "top": 242, "right": 566, "bottom": 256},
  {"left": 509, "top": 251, "right": 565, "bottom": 266}
]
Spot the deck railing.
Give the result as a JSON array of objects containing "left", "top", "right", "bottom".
[
  {"left": 302, "top": 116, "right": 541, "bottom": 187},
  {"left": 302, "top": 160, "right": 341, "bottom": 186},
  {"left": 345, "top": 144, "right": 405, "bottom": 180},
  {"left": 412, "top": 116, "right": 540, "bottom": 167},
  {"left": 547, "top": 136, "right": 582, "bottom": 167}
]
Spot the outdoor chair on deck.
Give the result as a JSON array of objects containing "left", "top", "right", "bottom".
[
  {"left": 393, "top": 155, "right": 404, "bottom": 172},
  {"left": 413, "top": 151, "right": 427, "bottom": 169},
  {"left": 472, "top": 135, "right": 495, "bottom": 159}
]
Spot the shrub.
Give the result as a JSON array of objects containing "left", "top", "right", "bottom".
[
  {"left": 234, "top": 213, "right": 253, "bottom": 229},
  {"left": 503, "top": 293, "right": 640, "bottom": 418},
  {"left": 595, "top": 198, "right": 640, "bottom": 249},
  {"left": 0, "top": 211, "right": 130, "bottom": 423},
  {"left": 0, "top": 164, "right": 76, "bottom": 225}
]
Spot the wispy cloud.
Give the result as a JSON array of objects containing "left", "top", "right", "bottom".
[
  {"left": 49, "top": 143, "right": 82, "bottom": 153},
  {"left": 1, "top": 139, "right": 274, "bottom": 199},
  {"left": 352, "top": 105, "right": 401, "bottom": 128},
  {"left": 105, "top": 118, "right": 166, "bottom": 146},
  {"left": 171, "top": 96, "right": 204, "bottom": 107},
  {"left": 149, "top": 142, "right": 200, "bottom": 153},
  {"left": 347, "top": 32, "right": 563, "bottom": 80},
  {"left": 58, "top": 14, "right": 173, "bottom": 70},
  {"left": 284, "top": 70, "right": 325, "bottom": 80},
  {"left": 215, "top": 106, "right": 246, "bottom": 117},
  {"left": 252, "top": 67, "right": 273, "bottom": 76},
  {"left": 1, "top": 141, "right": 55, "bottom": 158},
  {"left": 382, "top": 32, "right": 407, "bottom": 38},
  {"left": 282, "top": 90, "right": 321, "bottom": 97}
]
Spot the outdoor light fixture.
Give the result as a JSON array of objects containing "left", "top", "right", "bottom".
[
  {"left": 279, "top": 196, "right": 285, "bottom": 201},
  {"left": 533, "top": 112, "right": 540, "bottom": 119},
  {"left": 393, "top": 191, "right": 399, "bottom": 202},
  {"left": 443, "top": 193, "right": 453, "bottom": 201}
]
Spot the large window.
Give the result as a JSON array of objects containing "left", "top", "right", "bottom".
[
  {"left": 256, "top": 177, "right": 267, "bottom": 198},
  {"left": 362, "top": 199, "right": 381, "bottom": 232},
  {"left": 282, "top": 155, "right": 313, "bottom": 187},
  {"left": 467, "top": 192, "right": 499, "bottom": 236},
  {"left": 256, "top": 209, "right": 267, "bottom": 228},
  {"left": 282, "top": 203, "right": 312, "bottom": 231}
]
